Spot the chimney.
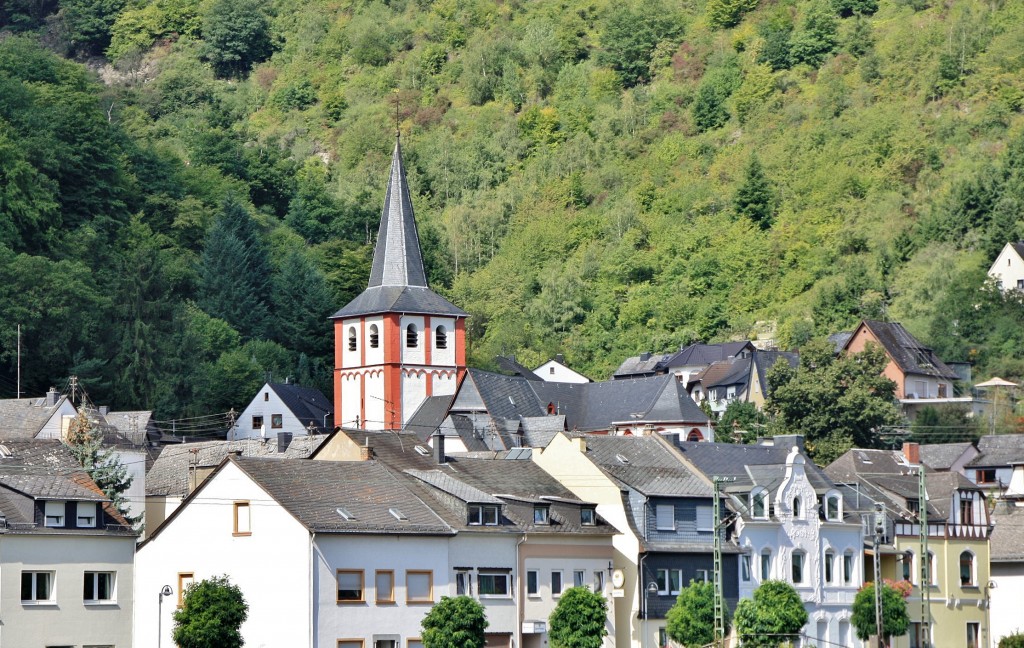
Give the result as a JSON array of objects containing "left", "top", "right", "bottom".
[
  {"left": 903, "top": 442, "right": 920, "bottom": 466},
  {"left": 574, "top": 437, "right": 587, "bottom": 452},
  {"left": 360, "top": 437, "right": 374, "bottom": 461},
  {"left": 555, "top": 354, "right": 565, "bottom": 364},
  {"left": 277, "top": 432, "right": 293, "bottom": 454},
  {"left": 772, "top": 434, "right": 806, "bottom": 454},
  {"left": 640, "top": 352, "right": 652, "bottom": 362},
  {"left": 46, "top": 388, "right": 58, "bottom": 407},
  {"left": 433, "top": 432, "right": 446, "bottom": 465},
  {"left": 98, "top": 405, "right": 109, "bottom": 416}
]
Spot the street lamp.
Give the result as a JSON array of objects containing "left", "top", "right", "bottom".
[
  {"left": 158, "top": 585, "right": 173, "bottom": 648},
  {"left": 873, "top": 503, "right": 885, "bottom": 648},
  {"left": 643, "top": 581, "right": 659, "bottom": 648}
]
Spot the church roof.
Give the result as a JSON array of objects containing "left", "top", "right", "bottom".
[{"left": 332, "top": 139, "right": 466, "bottom": 319}]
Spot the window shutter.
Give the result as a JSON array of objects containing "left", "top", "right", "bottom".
[
  {"left": 656, "top": 504, "right": 675, "bottom": 530},
  {"left": 696, "top": 506, "right": 713, "bottom": 531}
]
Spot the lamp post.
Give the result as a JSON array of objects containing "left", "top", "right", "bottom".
[
  {"left": 873, "top": 503, "right": 884, "bottom": 648},
  {"left": 158, "top": 585, "right": 173, "bottom": 648},
  {"left": 643, "top": 581, "right": 658, "bottom": 648}
]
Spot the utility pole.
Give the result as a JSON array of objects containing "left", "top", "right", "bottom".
[
  {"left": 919, "top": 466, "right": 930, "bottom": 648},
  {"left": 70, "top": 375, "right": 78, "bottom": 405},
  {"left": 874, "top": 502, "right": 885, "bottom": 648},
  {"left": 713, "top": 476, "right": 736, "bottom": 647}
]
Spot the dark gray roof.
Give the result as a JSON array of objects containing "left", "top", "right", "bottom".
[
  {"left": 407, "top": 394, "right": 456, "bottom": 442},
  {"left": 828, "top": 332, "right": 853, "bottom": 354},
  {"left": 146, "top": 436, "right": 327, "bottom": 497},
  {"left": 965, "top": 434, "right": 1024, "bottom": 468},
  {"left": 495, "top": 356, "right": 543, "bottom": 381},
  {"left": 612, "top": 352, "right": 675, "bottom": 378},
  {"left": 825, "top": 448, "right": 943, "bottom": 520},
  {"left": 0, "top": 395, "right": 70, "bottom": 439},
  {"left": 405, "top": 469, "right": 504, "bottom": 503},
  {"left": 332, "top": 285, "right": 467, "bottom": 318},
  {"left": 675, "top": 440, "right": 834, "bottom": 493},
  {"left": 665, "top": 342, "right": 755, "bottom": 369},
  {"left": 583, "top": 435, "right": 713, "bottom": 497},
  {"left": 268, "top": 383, "right": 333, "bottom": 433},
  {"left": 856, "top": 320, "right": 958, "bottom": 380},
  {"left": 101, "top": 410, "right": 153, "bottom": 447},
  {"left": 919, "top": 442, "right": 975, "bottom": 471},
  {"left": 705, "top": 356, "right": 751, "bottom": 389},
  {"left": 751, "top": 350, "right": 799, "bottom": 394},
  {"left": 1013, "top": 241, "right": 1024, "bottom": 259},
  {"left": 231, "top": 457, "right": 454, "bottom": 535},
  {"left": 521, "top": 416, "right": 565, "bottom": 448},
  {"left": 991, "top": 504, "right": 1024, "bottom": 562}
]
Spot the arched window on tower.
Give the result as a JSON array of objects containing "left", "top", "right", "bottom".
[
  {"left": 348, "top": 327, "right": 357, "bottom": 352},
  {"left": 369, "top": 324, "right": 379, "bottom": 349},
  {"left": 406, "top": 324, "right": 418, "bottom": 348},
  {"left": 435, "top": 325, "right": 447, "bottom": 349},
  {"left": 687, "top": 429, "right": 704, "bottom": 442}
]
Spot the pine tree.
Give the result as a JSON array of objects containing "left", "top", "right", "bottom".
[
  {"left": 734, "top": 155, "right": 775, "bottom": 229},
  {"left": 271, "top": 249, "right": 335, "bottom": 359},
  {"left": 64, "top": 410, "right": 138, "bottom": 526},
  {"left": 707, "top": 0, "right": 759, "bottom": 30}
]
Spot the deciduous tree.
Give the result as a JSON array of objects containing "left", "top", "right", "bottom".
[
  {"left": 850, "top": 581, "right": 910, "bottom": 644},
  {"left": 667, "top": 579, "right": 725, "bottom": 647},
  {"left": 733, "top": 580, "right": 808, "bottom": 648},
  {"left": 548, "top": 586, "right": 608, "bottom": 648},
  {"left": 173, "top": 575, "right": 248, "bottom": 648},
  {"left": 421, "top": 596, "right": 488, "bottom": 648}
]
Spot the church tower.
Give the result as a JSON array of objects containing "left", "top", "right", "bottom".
[{"left": 331, "top": 138, "right": 467, "bottom": 430}]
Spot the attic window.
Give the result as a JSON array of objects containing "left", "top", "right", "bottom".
[
  {"left": 389, "top": 508, "right": 408, "bottom": 521},
  {"left": 263, "top": 392, "right": 269, "bottom": 402},
  {"left": 336, "top": 507, "right": 356, "bottom": 521},
  {"left": 414, "top": 445, "right": 430, "bottom": 456},
  {"left": 581, "top": 508, "right": 596, "bottom": 526},
  {"left": 534, "top": 505, "right": 550, "bottom": 525},
  {"left": 615, "top": 454, "right": 630, "bottom": 465}
]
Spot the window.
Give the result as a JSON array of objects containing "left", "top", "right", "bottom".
[
  {"left": 337, "top": 570, "right": 364, "bottom": 602},
  {"left": 552, "top": 570, "right": 563, "bottom": 596},
  {"left": 84, "top": 571, "right": 114, "bottom": 603},
  {"left": 581, "top": 508, "right": 596, "bottom": 526},
  {"left": 408, "top": 640, "right": 424, "bottom": 648},
  {"left": 264, "top": 392, "right": 269, "bottom": 401},
  {"left": 574, "top": 570, "right": 586, "bottom": 588},
  {"left": 374, "top": 641, "right": 397, "bottom": 648},
  {"left": 694, "top": 569, "right": 710, "bottom": 583},
  {"left": 741, "top": 555, "right": 751, "bottom": 582},
  {"left": 960, "top": 497, "right": 975, "bottom": 524},
  {"left": 792, "top": 551, "right": 805, "bottom": 584},
  {"left": 824, "top": 494, "right": 842, "bottom": 521},
  {"left": 696, "top": 505, "right": 713, "bottom": 531},
  {"left": 967, "top": 622, "right": 980, "bottom": 648},
  {"left": 407, "top": 570, "right": 433, "bottom": 603},
  {"left": 959, "top": 551, "right": 975, "bottom": 586},
  {"left": 938, "top": 383, "right": 947, "bottom": 398},
  {"left": 687, "top": 429, "right": 703, "bottom": 441},
  {"left": 271, "top": 414, "right": 283, "bottom": 429},
  {"left": 925, "top": 551, "right": 935, "bottom": 585},
  {"left": 369, "top": 324, "right": 379, "bottom": 348},
  {"left": 233, "top": 502, "right": 251, "bottom": 535},
  {"left": 656, "top": 569, "right": 683, "bottom": 595},
  {"left": 656, "top": 569, "right": 670, "bottom": 595},
  {"left": 478, "top": 571, "right": 511, "bottom": 597},
  {"left": 1019, "top": 279, "right": 1024, "bottom": 290},
  {"left": 902, "top": 551, "right": 913, "bottom": 582},
  {"left": 824, "top": 551, "right": 835, "bottom": 584},
  {"left": 527, "top": 570, "right": 539, "bottom": 596},
  {"left": 976, "top": 469, "right": 997, "bottom": 484},
  {"left": 406, "top": 324, "right": 418, "bottom": 348},
  {"left": 550, "top": 366, "right": 556, "bottom": 375},
  {"left": 177, "top": 573, "right": 193, "bottom": 606},
  {"left": 252, "top": 415, "right": 263, "bottom": 430},
  {"left": 348, "top": 327, "right": 357, "bottom": 351},
  {"left": 534, "top": 505, "right": 550, "bottom": 524},
  {"left": 455, "top": 570, "right": 471, "bottom": 596},
  {"left": 435, "top": 325, "right": 448, "bottom": 350},
  {"left": 77, "top": 501, "right": 96, "bottom": 527},
  {"left": 338, "top": 641, "right": 364, "bottom": 648},
  {"left": 751, "top": 489, "right": 768, "bottom": 519},
  {"left": 44, "top": 501, "right": 65, "bottom": 527},
  {"left": 375, "top": 570, "right": 394, "bottom": 604},
  {"left": 843, "top": 553, "right": 854, "bottom": 584},
  {"left": 761, "top": 550, "right": 772, "bottom": 581},
  {"left": 656, "top": 504, "right": 675, "bottom": 530},
  {"left": 792, "top": 497, "right": 802, "bottom": 519},
  {"left": 594, "top": 571, "right": 605, "bottom": 592},
  {"left": 659, "top": 627, "right": 669, "bottom": 648},
  {"left": 21, "top": 571, "right": 53, "bottom": 602},
  {"left": 468, "top": 504, "right": 499, "bottom": 526}
]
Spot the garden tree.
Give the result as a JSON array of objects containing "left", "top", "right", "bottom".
[
  {"left": 270, "top": 249, "right": 335, "bottom": 360},
  {"left": 718, "top": 401, "right": 768, "bottom": 443},
  {"left": 597, "top": 1, "right": 683, "bottom": 87},
  {"left": 910, "top": 405, "right": 981, "bottom": 444},
  {"left": 548, "top": 586, "right": 608, "bottom": 648},
  {"left": 734, "top": 155, "right": 775, "bottom": 229},
  {"left": 64, "top": 410, "right": 137, "bottom": 524},
  {"left": 200, "top": 0, "right": 273, "bottom": 78},
  {"left": 789, "top": 0, "right": 839, "bottom": 67},
  {"left": 197, "top": 197, "right": 271, "bottom": 340},
  {"left": 850, "top": 582, "right": 910, "bottom": 644},
  {"left": 421, "top": 596, "right": 488, "bottom": 648},
  {"left": 706, "top": 0, "right": 758, "bottom": 30},
  {"left": 173, "top": 575, "right": 248, "bottom": 648},
  {"left": 666, "top": 580, "right": 726, "bottom": 647},
  {"left": 734, "top": 580, "right": 808, "bottom": 648},
  {"left": 1001, "top": 633, "right": 1024, "bottom": 648},
  {"left": 765, "top": 338, "right": 903, "bottom": 464}
]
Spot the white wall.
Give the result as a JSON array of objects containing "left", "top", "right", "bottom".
[
  {"left": 430, "top": 317, "right": 456, "bottom": 367},
  {"left": 991, "top": 562, "right": 1024, "bottom": 642},
  {"left": 988, "top": 243, "right": 1024, "bottom": 292},
  {"left": 0, "top": 533, "right": 135, "bottom": 647},
  {"left": 111, "top": 446, "right": 147, "bottom": 523},
  {"left": 402, "top": 371, "right": 428, "bottom": 424},
  {"left": 448, "top": 533, "right": 519, "bottom": 637},
  {"left": 134, "top": 461, "right": 313, "bottom": 648},
  {"left": 534, "top": 361, "right": 589, "bottom": 384},
  {"left": 400, "top": 316, "right": 426, "bottom": 365},
  {"left": 235, "top": 383, "right": 321, "bottom": 440},
  {"left": 35, "top": 399, "right": 78, "bottom": 439}
]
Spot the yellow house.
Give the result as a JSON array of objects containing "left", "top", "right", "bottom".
[{"left": 828, "top": 444, "right": 993, "bottom": 648}]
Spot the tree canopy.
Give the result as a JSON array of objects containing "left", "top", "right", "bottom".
[
  {"left": 850, "top": 581, "right": 910, "bottom": 643},
  {"left": 421, "top": 596, "right": 488, "bottom": 648},
  {"left": 172, "top": 575, "right": 248, "bottom": 648},
  {"left": 548, "top": 586, "right": 609, "bottom": 648},
  {"left": 666, "top": 579, "right": 727, "bottom": 647},
  {"left": 733, "top": 580, "right": 808, "bottom": 648}
]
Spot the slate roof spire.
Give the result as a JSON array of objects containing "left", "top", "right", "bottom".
[{"left": 368, "top": 137, "right": 428, "bottom": 289}]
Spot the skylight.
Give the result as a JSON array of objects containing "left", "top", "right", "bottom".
[
  {"left": 615, "top": 454, "right": 630, "bottom": 465},
  {"left": 389, "top": 508, "right": 408, "bottom": 521},
  {"left": 336, "top": 507, "right": 356, "bottom": 521},
  {"left": 414, "top": 445, "right": 430, "bottom": 456}
]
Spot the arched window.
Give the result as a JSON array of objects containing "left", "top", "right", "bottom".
[
  {"left": 751, "top": 488, "right": 769, "bottom": 520},
  {"left": 792, "top": 550, "right": 806, "bottom": 584},
  {"left": 760, "top": 549, "right": 772, "bottom": 581},
  {"left": 824, "top": 550, "right": 835, "bottom": 584},
  {"left": 959, "top": 550, "right": 975, "bottom": 586},
  {"left": 348, "top": 327, "right": 357, "bottom": 352},
  {"left": 435, "top": 325, "right": 447, "bottom": 349},
  {"left": 902, "top": 550, "right": 914, "bottom": 582},
  {"left": 824, "top": 492, "right": 842, "bottom": 521},
  {"left": 687, "top": 429, "right": 704, "bottom": 442},
  {"left": 369, "top": 324, "right": 379, "bottom": 349},
  {"left": 792, "top": 497, "right": 802, "bottom": 519},
  {"left": 406, "top": 324, "right": 418, "bottom": 348},
  {"left": 547, "top": 402, "right": 556, "bottom": 415},
  {"left": 843, "top": 551, "right": 854, "bottom": 584}
]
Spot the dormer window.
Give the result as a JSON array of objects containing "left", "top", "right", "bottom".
[
  {"left": 534, "top": 505, "right": 550, "bottom": 524},
  {"left": 823, "top": 492, "right": 842, "bottom": 521},
  {"left": 369, "top": 324, "right": 379, "bottom": 348},
  {"left": 77, "top": 502, "right": 96, "bottom": 528},
  {"left": 44, "top": 501, "right": 65, "bottom": 527},
  {"left": 469, "top": 504, "right": 500, "bottom": 526},
  {"left": 750, "top": 488, "right": 768, "bottom": 519},
  {"left": 581, "top": 508, "right": 596, "bottom": 526},
  {"left": 435, "top": 325, "right": 448, "bottom": 349},
  {"left": 406, "top": 324, "right": 418, "bottom": 348},
  {"left": 348, "top": 327, "right": 357, "bottom": 352}
]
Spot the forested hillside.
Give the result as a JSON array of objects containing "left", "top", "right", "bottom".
[{"left": 1, "top": 0, "right": 1023, "bottom": 420}]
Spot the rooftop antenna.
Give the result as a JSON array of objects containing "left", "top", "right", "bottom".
[{"left": 394, "top": 88, "right": 401, "bottom": 138}]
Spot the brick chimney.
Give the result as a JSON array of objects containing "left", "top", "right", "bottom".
[
  {"left": 902, "top": 442, "right": 920, "bottom": 465},
  {"left": 359, "top": 437, "right": 374, "bottom": 461}
]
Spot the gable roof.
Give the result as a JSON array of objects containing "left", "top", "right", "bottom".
[
  {"left": 919, "top": 441, "right": 976, "bottom": 471},
  {"left": 100, "top": 410, "right": 154, "bottom": 447},
  {"left": 495, "top": 355, "right": 543, "bottom": 381},
  {"left": 851, "top": 320, "right": 958, "bottom": 381},
  {"left": 581, "top": 435, "right": 713, "bottom": 497},
  {"left": 751, "top": 350, "right": 799, "bottom": 393},
  {"left": 0, "top": 394, "right": 72, "bottom": 439},
  {"left": 666, "top": 341, "right": 755, "bottom": 369},
  {"left": 991, "top": 504, "right": 1024, "bottom": 562},
  {"left": 825, "top": 447, "right": 948, "bottom": 520},
  {"left": 965, "top": 434, "right": 1024, "bottom": 468},
  {"left": 406, "top": 394, "right": 456, "bottom": 441},
  {"left": 675, "top": 440, "right": 835, "bottom": 494},
  {"left": 268, "top": 382, "right": 333, "bottom": 433}
]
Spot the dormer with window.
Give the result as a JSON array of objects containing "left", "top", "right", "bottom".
[
  {"left": 581, "top": 507, "right": 596, "bottom": 526},
  {"left": 533, "top": 504, "right": 550, "bottom": 525},
  {"left": 750, "top": 487, "right": 769, "bottom": 520},
  {"left": 77, "top": 502, "right": 97, "bottom": 528},
  {"left": 44, "top": 501, "right": 65, "bottom": 527},
  {"left": 468, "top": 503, "right": 501, "bottom": 526},
  {"left": 822, "top": 490, "right": 843, "bottom": 522}
]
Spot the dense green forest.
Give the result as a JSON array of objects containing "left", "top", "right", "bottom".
[{"left": 1, "top": 0, "right": 1023, "bottom": 421}]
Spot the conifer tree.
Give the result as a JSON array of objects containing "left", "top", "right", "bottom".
[
  {"left": 64, "top": 410, "right": 137, "bottom": 525},
  {"left": 271, "top": 249, "right": 335, "bottom": 358},
  {"left": 734, "top": 156, "right": 775, "bottom": 229},
  {"left": 706, "top": 0, "right": 758, "bottom": 30}
]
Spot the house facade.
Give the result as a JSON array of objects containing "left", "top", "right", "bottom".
[
  {"left": 232, "top": 381, "right": 333, "bottom": 440},
  {"left": 533, "top": 355, "right": 591, "bottom": 384},
  {"left": 987, "top": 241, "right": 1024, "bottom": 292},
  {"left": 843, "top": 320, "right": 958, "bottom": 401}
]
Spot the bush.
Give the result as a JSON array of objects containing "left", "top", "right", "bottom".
[
  {"left": 172, "top": 575, "right": 248, "bottom": 648},
  {"left": 549, "top": 587, "right": 609, "bottom": 648},
  {"left": 422, "top": 596, "right": 488, "bottom": 648}
]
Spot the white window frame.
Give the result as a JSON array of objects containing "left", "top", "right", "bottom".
[
  {"left": 760, "top": 550, "right": 772, "bottom": 581},
  {"left": 843, "top": 552, "right": 854, "bottom": 584},
  {"left": 551, "top": 570, "right": 563, "bottom": 597},
  {"left": 44, "top": 501, "right": 65, "bottom": 527},
  {"left": 76, "top": 501, "right": 96, "bottom": 527},
  {"left": 581, "top": 507, "right": 596, "bottom": 526},
  {"left": 656, "top": 568, "right": 670, "bottom": 595},
  {"left": 573, "top": 569, "right": 586, "bottom": 588},
  {"left": 477, "top": 571, "right": 511, "bottom": 598},
  {"left": 824, "top": 550, "right": 835, "bottom": 584},
  {"left": 594, "top": 570, "right": 605, "bottom": 592},
  {"left": 824, "top": 492, "right": 843, "bottom": 521},
  {"left": 750, "top": 489, "right": 768, "bottom": 520},
  {"left": 455, "top": 569, "right": 471, "bottom": 596},
  {"left": 694, "top": 569, "right": 709, "bottom": 584},
  {"left": 21, "top": 570, "right": 54, "bottom": 603},
  {"left": 792, "top": 550, "right": 806, "bottom": 584},
  {"left": 84, "top": 571, "right": 116, "bottom": 604},
  {"left": 740, "top": 555, "right": 751, "bottom": 582},
  {"left": 655, "top": 504, "right": 675, "bottom": 530}
]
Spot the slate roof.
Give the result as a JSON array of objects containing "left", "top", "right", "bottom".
[
  {"left": 1013, "top": 241, "right": 1024, "bottom": 259},
  {"left": 825, "top": 448, "right": 944, "bottom": 520},
  {"left": 146, "top": 435, "right": 327, "bottom": 497},
  {"left": 751, "top": 350, "right": 799, "bottom": 393},
  {"left": 675, "top": 440, "right": 835, "bottom": 493},
  {"left": 520, "top": 416, "right": 565, "bottom": 448},
  {"left": 331, "top": 140, "right": 466, "bottom": 319},
  {"left": 268, "top": 383, "right": 333, "bottom": 433},
  {"left": 612, "top": 352, "right": 675, "bottom": 378},
  {"left": 406, "top": 394, "right": 456, "bottom": 441},
  {"left": 405, "top": 469, "right": 504, "bottom": 503},
  {"left": 705, "top": 357, "right": 751, "bottom": 389},
  {"left": 495, "top": 356, "right": 543, "bottom": 381},
  {"left": 990, "top": 504, "right": 1024, "bottom": 562},
  {"left": 965, "top": 434, "right": 1024, "bottom": 468},
  {"left": 582, "top": 435, "right": 713, "bottom": 497},
  {"left": 231, "top": 457, "right": 454, "bottom": 535},
  {"left": 100, "top": 410, "right": 153, "bottom": 447},
  {"left": 0, "top": 395, "right": 70, "bottom": 439},
  {"left": 919, "top": 442, "right": 975, "bottom": 471},
  {"left": 666, "top": 342, "right": 755, "bottom": 369},
  {"left": 856, "top": 320, "right": 958, "bottom": 380},
  {"left": 828, "top": 332, "right": 853, "bottom": 354}
]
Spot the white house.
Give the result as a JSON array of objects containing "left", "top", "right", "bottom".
[
  {"left": 533, "top": 355, "right": 591, "bottom": 383},
  {"left": 989, "top": 465, "right": 1024, "bottom": 644},
  {"left": 987, "top": 241, "right": 1024, "bottom": 292},
  {"left": 135, "top": 455, "right": 456, "bottom": 648},
  {"left": 232, "top": 381, "right": 333, "bottom": 440},
  {"left": 0, "top": 388, "right": 77, "bottom": 439}
]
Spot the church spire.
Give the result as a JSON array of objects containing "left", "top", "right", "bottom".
[{"left": 367, "top": 137, "right": 428, "bottom": 288}]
